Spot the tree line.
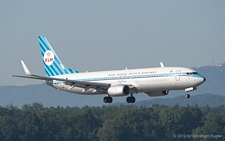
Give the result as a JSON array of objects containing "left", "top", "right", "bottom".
[{"left": 0, "top": 103, "right": 224, "bottom": 141}]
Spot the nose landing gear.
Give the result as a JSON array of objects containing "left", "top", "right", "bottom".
[{"left": 185, "top": 94, "right": 190, "bottom": 98}]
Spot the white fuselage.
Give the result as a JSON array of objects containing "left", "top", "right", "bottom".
[{"left": 47, "top": 67, "right": 205, "bottom": 96}]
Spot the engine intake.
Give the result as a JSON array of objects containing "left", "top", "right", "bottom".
[{"left": 108, "top": 85, "right": 129, "bottom": 96}]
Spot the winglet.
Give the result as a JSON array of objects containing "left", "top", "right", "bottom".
[
  {"left": 160, "top": 62, "right": 164, "bottom": 68},
  {"left": 21, "top": 60, "right": 32, "bottom": 75}
]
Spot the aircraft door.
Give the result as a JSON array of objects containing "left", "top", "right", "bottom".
[{"left": 175, "top": 70, "right": 181, "bottom": 81}]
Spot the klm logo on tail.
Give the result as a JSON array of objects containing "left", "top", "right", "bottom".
[
  {"left": 38, "top": 36, "right": 79, "bottom": 76},
  {"left": 44, "top": 50, "right": 54, "bottom": 66}
]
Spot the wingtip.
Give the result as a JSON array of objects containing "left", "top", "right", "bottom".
[{"left": 20, "top": 60, "right": 32, "bottom": 75}]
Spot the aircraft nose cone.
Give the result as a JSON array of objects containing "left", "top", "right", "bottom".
[{"left": 204, "top": 77, "right": 206, "bottom": 81}]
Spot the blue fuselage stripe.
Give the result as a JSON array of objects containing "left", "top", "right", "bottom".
[{"left": 59, "top": 72, "right": 205, "bottom": 82}]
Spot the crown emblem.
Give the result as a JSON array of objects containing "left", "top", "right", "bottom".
[{"left": 47, "top": 52, "right": 51, "bottom": 57}]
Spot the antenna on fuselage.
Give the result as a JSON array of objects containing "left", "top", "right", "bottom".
[{"left": 160, "top": 62, "right": 164, "bottom": 68}]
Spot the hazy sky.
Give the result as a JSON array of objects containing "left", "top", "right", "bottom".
[{"left": 1, "top": 1, "right": 225, "bottom": 86}]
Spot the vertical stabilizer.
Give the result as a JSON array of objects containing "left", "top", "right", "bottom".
[{"left": 38, "top": 36, "right": 79, "bottom": 76}]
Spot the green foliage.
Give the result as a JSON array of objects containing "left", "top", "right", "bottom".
[
  {"left": 159, "top": 107, "right": 204, "bottom": 140},
  {"left": 0, "top": 103, "right": 224, "bottom": 141}
]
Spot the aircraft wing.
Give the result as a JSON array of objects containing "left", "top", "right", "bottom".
[
  {"left": 12, "top": 60, "right": 142, "bottom": 93},
  {"left": 11, "top": 60, "right": 110, "bottom": 89},
  {"left": 11, "top": 74, "right": 110, "bottom": 89}
]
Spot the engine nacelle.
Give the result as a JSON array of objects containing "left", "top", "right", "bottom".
[
  {"left": 108, "top": 85, "right": 129, "bottom": 96},
  {"left": 146, "top": 91, "right": 169, "bottom": 97}
]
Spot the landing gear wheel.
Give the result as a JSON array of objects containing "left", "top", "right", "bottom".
[
  {"left": 108, "top": 97, "right": 112, "bottom": 103},
  {"left": 131, "top": 97, "right": 135, "bottom": 103},
  {"left": 126, "top": 96, "right": 135, "bottom": 103},
  {"left": 103, "top": 97, "right": 108, "bottom": 103},
  {"left": 103, "top": 96, "right": 113, "bottom": 103},
  {"left": 185, "top": 94, "right": 190, "bottom": 99},
  {"left": 126, "top": 97, "right": 131, "bottom": 103}
]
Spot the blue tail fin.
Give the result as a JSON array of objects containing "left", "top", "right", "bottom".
[{"left": 38, "top": 36, "right": 79, "bottom": 76}]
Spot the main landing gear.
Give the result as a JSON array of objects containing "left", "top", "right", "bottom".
[
  {"left": 185, "top": 94, "right": 190, "bottom": 98},
  {"left": 126, "top": 96, "right": 135, "bottom": 103},
  {"left": 103, "top": 96, "right": 113, "bottom": 103},
  {"left": 103, "top": 95, "right": 136, "bottom": 104},
  {"left": 126, "top": 94, "right": 135, "bottom": 103}
]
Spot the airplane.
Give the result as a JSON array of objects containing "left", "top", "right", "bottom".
[{"left": 11, "top": 36, "right": 206, "bottom": 103}]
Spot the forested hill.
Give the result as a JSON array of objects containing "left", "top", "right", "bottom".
[
  {"left": 0, "top": 104, "right": 224, "bottom": 140},
  {"left": 192, "top": 62, "right": 225, "bottom": 95},
  {"left": 132, "top": 93, "right": 225, "bottom": 107},
  {"left": 0, "top": 84, "right": 106, "bottom": 107}
]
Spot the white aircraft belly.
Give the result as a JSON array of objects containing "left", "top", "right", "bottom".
[
  {"left": 134, "top": 77, "right": 172, "bottom": 91},
  {"left": 53, "top": 83, "right": 105, "bottom": 95}
]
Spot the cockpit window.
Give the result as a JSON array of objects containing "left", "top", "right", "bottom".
[{"left": 186, "top": 72, "right": 198, "bottom": 75}]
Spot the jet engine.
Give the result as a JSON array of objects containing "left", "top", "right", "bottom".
[{"left": 108, "top": 85, "right": 129, "bottom": 96}]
